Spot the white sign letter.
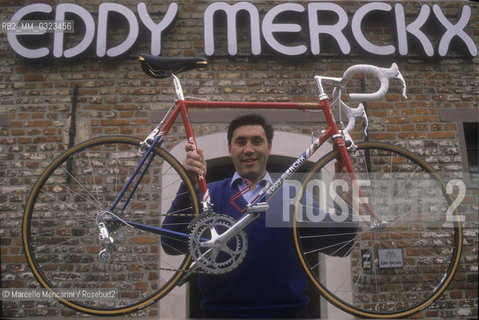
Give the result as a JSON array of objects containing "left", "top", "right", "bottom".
[
  {"left": 262, "top": 3, "right": 306, "bottom": 56},
  {"left": 138, "top": 2, "right": 178, "bottom": 56},
  {"left": 54, "top": 4, "right": 95, "bottom": 58},
  {"left": 308, "top": 2, "right": 350, "bottom": 55},
  {"left": 7, "top": 4, "right": 51, "bottom": 58},
  {"left": 433, "top": 5, "right": 477, "bottom": 57},
  {"left": 352, "top": 2, "right": 395, "bottom": 55},
  {"left": 395, "top": 4, "right": 433, "bottom": 56},
  {"left": 97, "top": 3, "right": 139, "bottom": 57},
  {"left": 204, "top": 2, "right": 261, "bottom": 56}
]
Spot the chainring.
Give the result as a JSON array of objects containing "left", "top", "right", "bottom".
[{"left": 188, "top": 214, "right": 248, "bottom": 274}]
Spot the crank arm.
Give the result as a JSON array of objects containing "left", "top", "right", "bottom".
[
  {"left": 215, "top": 213, "right": 259, "bottom": 244},
  {"left": 176, "top": 249, "right": 213, "bottom": 287}
]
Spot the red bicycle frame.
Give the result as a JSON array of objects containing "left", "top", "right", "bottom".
[{"left": 156, "top": 98, "right": 358, "bottom": 200}]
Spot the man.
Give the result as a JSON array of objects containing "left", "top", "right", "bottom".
[
  {"left": 184, "top": 113, "right": 273, "bottom": 204},
  {"left": 165, "top": 114, "right": 355, "bottom": 318},
  {"left": 181, "top": 114, "right": 310, "bottom": 318}
]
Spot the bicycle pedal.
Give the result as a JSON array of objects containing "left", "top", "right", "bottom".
[{"left": 246, "top": 202, "right": 269, "bottom": 213}]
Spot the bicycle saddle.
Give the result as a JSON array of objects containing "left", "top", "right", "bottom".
[{"left": 139, "top": 54, "right": 207, "bottom": 79}]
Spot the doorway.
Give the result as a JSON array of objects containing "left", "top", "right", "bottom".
[{"left": 167, "top": 131, "right": 330, "bottom": 318}]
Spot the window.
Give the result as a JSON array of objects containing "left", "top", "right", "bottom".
[
  {"left": 463, "top": 122, "right": 479, "bottom": 185},
  {"left": 439, "top": 109, "right": 479, "bottom": 187}
]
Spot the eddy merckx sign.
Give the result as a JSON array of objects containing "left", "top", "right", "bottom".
[{"left": 5, "top": 1, "right": 478, "bottom": 59}]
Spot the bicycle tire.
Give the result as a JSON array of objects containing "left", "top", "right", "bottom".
[
  {"left": 292, "top": 141, "right": 462, "bottom": 318},
  {"left": 22, "top": 136, "right": 200, "bottom": 315}
]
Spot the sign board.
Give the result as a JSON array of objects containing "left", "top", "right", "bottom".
[
  {"left": 378, "top": 248, "right": 404, "bottom": 269},
  {"left": 361, "top": 249, "right": 372, "bottom": 270},
  {"left": 3, "top": 1, "right": 477, "bottom": 59}
]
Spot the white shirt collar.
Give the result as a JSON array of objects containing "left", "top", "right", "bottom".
[{"left": 230, "top": 171, "right": 273, "bottom": 188}]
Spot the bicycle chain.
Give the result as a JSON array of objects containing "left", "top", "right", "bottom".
[
  {"left": 105, "top": 210, "right": 245, "bottom": 275},
  {"left": 155, "top": 264, "right": 237, "bottom": 275}
]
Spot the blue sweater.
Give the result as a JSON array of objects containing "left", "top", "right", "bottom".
[
  {"left": 163, "top": 178, "right": 356, "bottom": 318},
  {"left": 197, "top": 178, "right": 309, "bottom": 318}
]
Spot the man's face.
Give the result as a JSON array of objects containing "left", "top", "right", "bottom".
[{"left": 228, "top": 125, "right": 272, "bottom": 184}]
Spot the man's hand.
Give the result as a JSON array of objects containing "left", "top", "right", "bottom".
[{"left": 183, "top": 143, "right": 207, "bottom": 189}]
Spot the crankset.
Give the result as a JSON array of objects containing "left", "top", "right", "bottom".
[{"left": 188, "top": 214, "right": 248, "bottom": 274}]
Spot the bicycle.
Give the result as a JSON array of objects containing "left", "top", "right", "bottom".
[{"left": 22, "top": 54, "right": 463, "bottom": 318}]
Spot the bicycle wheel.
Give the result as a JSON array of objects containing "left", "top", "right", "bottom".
[
  {"left": 292, "top": 141, "right": 462, "bottom": 318},
  {"left": 22, "top": 136, "right": 200, "bottom": 315}
]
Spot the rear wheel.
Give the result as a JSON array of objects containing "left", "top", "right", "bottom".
[
  {"left": 293, "top": 142, "right": 462, "bottom": 318},
  {"left": 22, "top": 136, "right": 199, "bottom": 315}
]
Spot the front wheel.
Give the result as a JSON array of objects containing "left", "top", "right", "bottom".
[
  {"left": 293, "top": 142, "right": 462, "bottom": 318},
  {"left": 22, "top": 136, "right": 200, "bottom": 315}
]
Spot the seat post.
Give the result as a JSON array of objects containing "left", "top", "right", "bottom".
[{"left": 171, "top": 74, "right": 185, "bottom": 100}]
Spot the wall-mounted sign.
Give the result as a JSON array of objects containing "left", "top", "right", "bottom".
[
  {"left": 6, "top": 2, "right": 177, "bottom": 58},
  {"left": 4, "top": 1, "right": 478, "bottom": 59},
  {"left": 361, "top": 249, "right": 372, "bottom": 270},
  {"left": 378, "top": 248, "right": 404, "bottom": 269},
  {"left": 204, "top": 2, "right": 477, "bottom": 57}
]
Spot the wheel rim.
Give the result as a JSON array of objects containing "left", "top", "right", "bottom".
[
  {"left": 293, "top": 142, "right": 462, "bottom": 318},
  {"left": 22, "top": 136, "right": 199, "bottom": 315}
]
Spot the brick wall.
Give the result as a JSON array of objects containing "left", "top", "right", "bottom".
[{"left": 1, "top": 0, "right": 478, "bottom": 318}]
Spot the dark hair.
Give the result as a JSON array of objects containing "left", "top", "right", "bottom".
[{"left": 227, "top": 113, "right": 274, "bottom": 145}]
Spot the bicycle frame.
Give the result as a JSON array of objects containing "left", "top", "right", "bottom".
[
  {"left": 24, "top": 57, "right": 463, "bottom": 318},
  {"left": 107, "top": 74, "right": 364, "bottom": 243}
]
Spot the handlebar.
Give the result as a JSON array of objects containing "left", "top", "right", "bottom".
[
  {"left": 315, "top": 62, "right": 407, "bottom": 102},
  {"left": 314, "top": 62, "right": 407, "bottom": 137},
  {"left": 343, "top": 63, "right": 404, "bottom": 101}
]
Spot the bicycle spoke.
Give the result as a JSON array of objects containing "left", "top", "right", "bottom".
[
  {"left": 35, "top": 235, "right": 96, "bottom": 268},
  {"left": 60, "top": 161, "right": 105, "bottom": 212},
  {"left": 24, "top": 137, "right": 199, "bottom": 314},
  {"left": 294, "top": 142, "right": 461, "bottom": 317}
]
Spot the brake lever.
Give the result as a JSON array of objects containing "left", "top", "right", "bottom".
[
  {"left": 359, "top": 103, "right": 369, "bottom": 137},
  {"left": 394, "top": 71, "right": 408, "bottom": 100}
]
